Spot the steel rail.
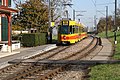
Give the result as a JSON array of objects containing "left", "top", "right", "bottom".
[
  {"left": 60, "top": 37, "right": 96, "bottom": 60},
  {"left": 35, "top": 37, "right": 98, "bottom": 80},
  {"left": 0, "top": 37, "right": 83, "bottom": 80},
  {"left": 12, "top": 37, "right": 97, "bottom": 80},
  {"left": 1, "top": 37, "right": 96, "bottom": 80}
]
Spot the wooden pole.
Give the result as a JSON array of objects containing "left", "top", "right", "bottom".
[{"left": 7, "top": 13, "right": 12, "bottom": 52}]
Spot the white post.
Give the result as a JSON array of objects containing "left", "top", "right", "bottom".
[{"left": 8, "top": 45, "right": 12, "bottom": 53}]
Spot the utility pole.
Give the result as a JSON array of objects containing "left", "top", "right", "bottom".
[
  {"left": 114, "top": 0, "right": 117, "bottom": 45},
  {"left": 73, "top": 10, "right": 86, "bottom": 21},
  {"left": 94, "top": 0, "right": 97, "bottom": 34},
  {"left": 106, "top": 6, "right": 108, "bottom": 38},
  {"left": 48, "top": 0, "right": 51, "bottom": 29},
  {"left": 113, "top": 0, "right": 117, "bottom": 54},
  {"left": 48, "top": 0, "right": 52, "bottom": 43},
  {"left": 63, "top": 3, "right": 73, "bottom": 19},
  {"left": 94, "top": 15, "right": 97, "bottom": 33},
  {"left": 73, "top": 9, "right": 75, "bottom": 20},
  {"left": 66, "top": 10, "right": 69, "bottom": 18}
]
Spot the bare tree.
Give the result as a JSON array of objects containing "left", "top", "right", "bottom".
[{"left": 43, "top": 0, "right": 72, "bottom": 21}]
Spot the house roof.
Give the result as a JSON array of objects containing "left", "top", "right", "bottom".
[{"left": 0, "top": 6, "right": 18, "bottom": 14}]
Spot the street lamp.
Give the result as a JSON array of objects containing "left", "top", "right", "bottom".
[
  {"left": 76, "top": 14, "right": 84, "bottom": 22},
  {"left": 73, "top": 9, "right": 86, "bottom": 21},
  {"left": 63, "top": 3, "right": 73, "bottom": 18},
  {"left": 106, "top": 6, "right": 108, "bottom": 38},
  {"left": 48, "top": 0, "right": 52, "bottom": 43},
  {"left": 48, "top": 0, "right": 51, "bottom": 29}
]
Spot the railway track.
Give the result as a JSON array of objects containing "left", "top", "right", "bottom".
[
  {"left": 0, "top": 36, "right": 100, "bottom": 80},
  {"left": 0, "top": 46, "right": 71, "bottom": 80},
  {"left": 0, "top": 42, "right": 75, "bottom": 78}
]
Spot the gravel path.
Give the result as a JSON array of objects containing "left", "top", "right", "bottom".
[
  {"left": 49, "top": 37, "right": 93, "bottom": 60},
  {"left": 53, "top": 65, "right": 85, "bottom": 80},
  {"left": 51, "top": 37, "right": 94, "bottom": 80}
]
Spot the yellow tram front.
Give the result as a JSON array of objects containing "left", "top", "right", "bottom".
[{"left": 58, "top": 19, "right": 86, "bottom": 44}]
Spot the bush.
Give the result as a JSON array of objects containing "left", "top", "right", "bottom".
[
  {"left": 12, "top": 34, "right": 22, "bottom": 40},
  {"left": 21, "top": 33, "right": 47, "bottom": 47}
]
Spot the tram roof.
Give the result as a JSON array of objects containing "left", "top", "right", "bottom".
[{"left": 69, "top": 21, "right": 84, "bottom": 28}]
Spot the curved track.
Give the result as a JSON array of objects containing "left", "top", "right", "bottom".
[{"left": 0, "top": 36, "right": 100, "bottom": 80}]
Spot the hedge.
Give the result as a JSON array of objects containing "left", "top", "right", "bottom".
[{"left": 21, "top": 33, "right": 47, "bottom": 47}]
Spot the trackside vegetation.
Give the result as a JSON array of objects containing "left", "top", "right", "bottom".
[{"left": 90, "top": 30, "right": 120, "bottom": 80}]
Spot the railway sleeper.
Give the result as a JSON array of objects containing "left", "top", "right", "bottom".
[
  {"left": 9, "top": 59, "right": 120, "bottom": 65},
  {"left": 36, "top": 66, "right": 66, "bottom": 80},
  {"left": 81, "top": 74, "right": 91, "bottom": 80}
]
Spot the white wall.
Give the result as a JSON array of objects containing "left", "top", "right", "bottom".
[
  {"left": 0, "top": 41, "right": 21, "bottom": 52},
  {"left": 12, "top": 31, "right": 28, "bottom": 34}
]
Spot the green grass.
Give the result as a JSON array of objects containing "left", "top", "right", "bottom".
[
  {"left": 90, "top": 64, "right": 120, "bottom": 80},
  {"left": 90, "top": 30, "right": 120, "bottom": 80},
  {"left": 97, "top": 30, "right": 120, "bottom": 59}
]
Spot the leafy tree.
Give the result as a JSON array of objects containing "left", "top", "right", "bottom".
[
  {"left": 116, "top": 9, "right": 120, "bottom": 27},
  {"left": 97, "top": 8, "right": 120, "bottom": 33},
  {"left": 12, "top": 0, "right": 72, "bottom": 32},
  {"left": 12, "top": 0, "right": 49, "bottom": 32},
  {"left": 97, "top": 16, "right": 113, "bottom": 33},
  {"left": 97, "top": 17, "right": 106, "bottom": 33}
]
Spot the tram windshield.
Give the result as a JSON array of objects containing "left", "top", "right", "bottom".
[{"left": 59, "top": 25, "right": 69, "bottom": 34}]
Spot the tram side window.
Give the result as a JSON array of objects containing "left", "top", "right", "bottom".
[
  {"left": 79, "top": 27, "right": 83, "bottom": 33},
  {"left": 72, "top": 26, "right": 75, "bottom": 34},
  {"left": 73, "top": 26, "right": 78, "bottom": 33},
  {"left": 82, "top": 28, "right": 84, "bottom": 32},
  {"left": 81, "top": 27, "right": 84, "bottom": 32},
  {"left": 75, "top": 26, "right": 78, "bottom": 33}
]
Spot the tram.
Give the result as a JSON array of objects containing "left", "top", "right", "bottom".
[{"left": 57, "top": 18, "right": 87, "bottom": 44}]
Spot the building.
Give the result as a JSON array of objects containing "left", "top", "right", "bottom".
[
  {"left": 0, "top": 0, "right": 19, "bottom": 52},
  {"left": 0, "top": 0, "right": 11, "bottom": 41}
]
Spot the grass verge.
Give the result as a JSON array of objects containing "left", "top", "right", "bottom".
[{"left": 90, "top": 30, "right": 120, "bottom": 80}]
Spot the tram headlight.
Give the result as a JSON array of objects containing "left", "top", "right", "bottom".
[{"left": 63, "top": 36, "right": 66, "bottom": 40}]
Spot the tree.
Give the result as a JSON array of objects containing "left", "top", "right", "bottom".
[
  {"left": 43, "top": 0, "right": 72, "bottom": 21},
  {"left": 116, "top": 9, "right": 120, "bottom": 27},
  {"left": 97, "top": 17, "right": 106, "bottom": 33},
  {"left": 97, "top": 8, "right": 120, "bottom": 33},
  {"left": 97, "top": 16, "right": 113, "bottom": 33},
  {"left": 12, "top": 0, "right": 72, "bottom": 32},
  {"left": 12, "top": 0, "right": 49, "bottom": 32}
]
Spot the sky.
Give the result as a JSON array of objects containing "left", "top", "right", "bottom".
[
  {"left": 68, "top": 0, "right": 116, "bottom": 27},
  {"left": 11, "top": 0, "right": 120, "bottom": 28}
]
